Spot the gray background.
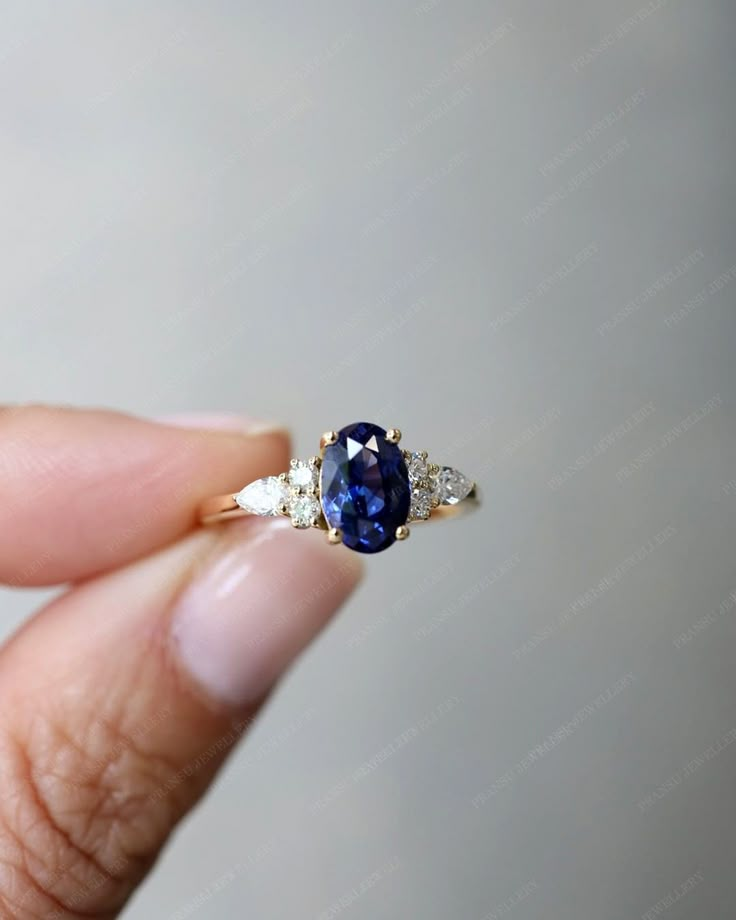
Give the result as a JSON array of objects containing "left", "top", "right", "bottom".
[{"left": 2, "top": 1, "right": 735, "bottom": 917}]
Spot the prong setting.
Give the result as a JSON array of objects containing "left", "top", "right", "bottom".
[
  {"left": 320, "top": 430, "right": 338, "bottom": 449},
  {"left": 395, "top": 524, "right": 410, "bottom": 540},
  {"left": 327, "top": 527, "right": 342, "bottom": 544},
  {"left": 386, "top": 428, "right": 402, "bottom": 444}
]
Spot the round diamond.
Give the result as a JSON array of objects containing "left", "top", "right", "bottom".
[
  {"left": 409, "top": 488, "right": 432, "bottom": 521},
  {"left": 289, "top": 494, "right": 320, "bottom": 528},
  {"left": 407, "top": 451, "right": 429, "bottom": 484},
  {"left": 289, "top": 460, "right": 318, "bottom": 490}
]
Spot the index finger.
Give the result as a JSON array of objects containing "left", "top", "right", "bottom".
[{"left": 0, "top": 405, "right": 290, "bottom": 586}]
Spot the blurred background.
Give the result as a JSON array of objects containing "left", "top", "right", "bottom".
[{"left": 2, "top": 1, "right": 735, "bottom": 917}]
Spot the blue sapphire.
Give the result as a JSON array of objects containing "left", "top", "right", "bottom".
[{"left": 320, "top": 422, "right": 411, "bottom": 554}]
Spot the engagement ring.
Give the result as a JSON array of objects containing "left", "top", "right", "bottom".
[{"left": 198, "top": 422, "right": 478, "bottom": 554}]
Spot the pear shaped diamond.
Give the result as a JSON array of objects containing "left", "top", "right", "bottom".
[
  {"left": 234, "top": 477, "right": 287, "bottom": 516},
  {"left": 435, "top": 467, "right": 474, "bottom": 505}
]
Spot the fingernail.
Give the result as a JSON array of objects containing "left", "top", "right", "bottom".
[
  {"left": 170, "top": 518, "right": 363, "bottom": 706},
  {"left": 155, "top": 412, "right": 285, "bottom": 436}
]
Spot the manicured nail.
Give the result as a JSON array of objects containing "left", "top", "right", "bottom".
[
  {"left": 170, "top": 518, "right": 363, "bottom": 706},
  {"left": 154, "top": 412, "right": 285, "bottom": 435}
]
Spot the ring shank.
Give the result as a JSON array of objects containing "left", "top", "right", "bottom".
[{"left": 198, "top": 493, "right": 246, "bottom": 525}]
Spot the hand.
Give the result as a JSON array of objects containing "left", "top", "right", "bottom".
[{"left": 0, "top": 405, "right": 362, "bottom": 918}]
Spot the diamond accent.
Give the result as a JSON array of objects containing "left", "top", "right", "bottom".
[
  {"left": 409, "top": 489, "right": 433, "bottom": 521},
  {"left": 434, "top": 467, "right": 474, "bottom": 505},
  {"left": 234, "top": 477, "right": 287, "bottom": 516},
  {"left": 407, "top": 451, "right": 429, "bottom": 484},
  {"left": 289, "top": 459, "right": 318, "bottom": 491},
  {"left": 406, "top": 450, "right": 439, "bottom": 522},
  {"left": 289, "top": 494, "right": 321, "bottom": 528}
]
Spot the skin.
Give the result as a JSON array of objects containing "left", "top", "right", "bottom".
[{"left": 0, "top": 405, "right": 363, "bottom": 918}]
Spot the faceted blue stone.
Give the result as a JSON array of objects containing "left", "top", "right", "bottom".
[{"left": 320, "top": 422, "right": 411, "bottom": 554}]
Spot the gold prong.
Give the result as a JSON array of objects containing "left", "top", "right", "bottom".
[
  {"left": 395, "top": 524, "right": 410, "bottom": 541},
  {"left": 327, "top": 527, "right": 342, "bottom": 544},
  {"left": 290, "top": 517, "right": 300, "bottom": 528},
  {"left": 308, "top": 455, "right": 321, "bottom": 468},
  {"left": 320, "top": 430, "right": 338, "bottom": 449},
  {"left": 278, "top": 472, "right": 288, "bottom": 482},
  {"left": 386, "top": 428, "right": 402, "bottom": 444},
  {"left": 420, "top": 450, "right": 428, "bottom": 460},
  {"left": 278, "top": 502, "right": 289, "bottom": 516}
]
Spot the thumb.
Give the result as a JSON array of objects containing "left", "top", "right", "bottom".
[{"left": 0, "top": 517, "right": 361, "bottom": 918}]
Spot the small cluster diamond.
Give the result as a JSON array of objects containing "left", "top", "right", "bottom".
[
  {"left": 405, "top": 450, "right": 439, "bottom": 522},
  {"left": 288, "top": 459, "right": 319, "bottom": 491},
  {"left": 286, "top": 457, "right": 322, "bottom": 528},
  {"left": 409, "top": 489, "right": 433, "bottom": 521},
  {"left": 288, "top": 493, "right": 321, "bottom": 528},
  {"left": 407, "top": 451, "right": 429, "bottom": 484}
]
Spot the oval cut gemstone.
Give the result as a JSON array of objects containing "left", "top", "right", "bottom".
[{"left": 320, "top": 422, "right": 411, "bottom": 554}]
